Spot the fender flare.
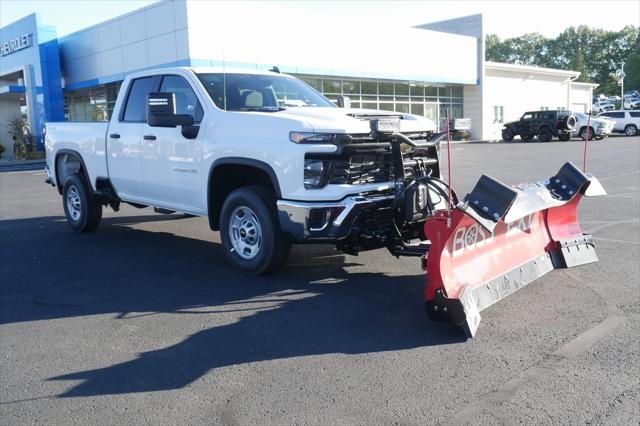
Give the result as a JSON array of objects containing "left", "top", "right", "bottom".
[
  {"left": 54, "top": 149, "right": 91, "bottom": 194},
  {"left": 207, "top": 157, "right": 282, "bottom": 230}
]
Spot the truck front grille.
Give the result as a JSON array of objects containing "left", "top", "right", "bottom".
[{"left": 329, "top": 153, "right": 395, "bottom": 185}]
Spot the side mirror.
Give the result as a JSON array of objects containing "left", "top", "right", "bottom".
[
  {"left": 147, "top": 92, "right": 194, "bottom": 127},
  {"left": 337, "top": 95, "right": 351, "bottom": 108}
]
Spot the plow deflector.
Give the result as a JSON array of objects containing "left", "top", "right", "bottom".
[{"left": 423, "top": 162, "right": 605, "bottom": 337}]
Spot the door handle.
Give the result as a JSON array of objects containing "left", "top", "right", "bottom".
[
  {"left": 109, "top": 133, "right": 120, "bottom": 139},
  {"left": 143, "top": 135, "right": 157, "bottom": 141}
]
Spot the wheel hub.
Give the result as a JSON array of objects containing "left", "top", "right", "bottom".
[
  {"left": 229, "top": 206, "right": 262, "bottom": 260},
  {"left": 66, "top": 185, "right": 82, "bottom": 221}
]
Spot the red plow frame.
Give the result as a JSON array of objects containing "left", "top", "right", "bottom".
[{"left": 422, "top": 162, "right": 606, "bottom": 337}]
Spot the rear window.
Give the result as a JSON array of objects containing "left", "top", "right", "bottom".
[
  {"left": 629, "top": 112, "right": 640, "bottom": 118},
  {"left": 122, "top": 77, "right": 156, "bottom": 122}
]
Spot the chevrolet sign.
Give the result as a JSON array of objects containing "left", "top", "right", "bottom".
[{"left": 1, "top": 33, "right": 33, "bottom": 57}]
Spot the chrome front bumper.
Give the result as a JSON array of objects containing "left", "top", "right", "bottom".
[{"left": 277, "top": 194, "right": 395, "bottom": 242}]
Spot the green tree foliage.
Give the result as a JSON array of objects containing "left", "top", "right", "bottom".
[{"left": 486, "top": 26, "right": 639, "bottom": 94}]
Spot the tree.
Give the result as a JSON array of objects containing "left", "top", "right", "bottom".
[
  {"left": 624, "top": 40, "right": 640, "bottom": 91},
  {"left": 486, "top": 25, "right": 640, "bottom": 94}
]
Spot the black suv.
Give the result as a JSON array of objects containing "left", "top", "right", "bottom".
[{"left": 502, "top": 110, "right": 577, "bottom": 142}]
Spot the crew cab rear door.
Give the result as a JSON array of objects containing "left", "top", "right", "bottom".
[{"left": 140, "top": 74, "right": 204, "bottom": 212}]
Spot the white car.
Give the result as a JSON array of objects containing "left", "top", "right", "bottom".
[
  {"left": 623, "top": 97, "right": 640, "bottom": 110},
  {"left": 598, "top": 110, "right": 640, "bottom": 136},
  {"left": 592, "top": 101, "right": 615, "bottom": 113},
  {"left": 573, "top": 112, "right": 614, "bottom": 140},
  {"left": 45, "top": 67, "right": 445, "bottom": 274},
  {"left": 608, "top": 95, "right": 621, "bottom": 103}
]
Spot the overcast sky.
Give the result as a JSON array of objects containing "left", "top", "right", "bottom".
[{"left": 1, "top": 0, "right": 638, "bottom": 38}]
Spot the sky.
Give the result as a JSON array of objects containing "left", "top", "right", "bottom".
[{"left": 1, "top": 0, "right": 638, "bottom": 39}]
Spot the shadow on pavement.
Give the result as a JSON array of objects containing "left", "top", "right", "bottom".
[{"left": 0, "top": 214, "right": 465, "bottom": 397}]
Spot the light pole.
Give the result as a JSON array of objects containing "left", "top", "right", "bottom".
[{"left": 616, "top": 62, "right": 625, "bottom": 109}]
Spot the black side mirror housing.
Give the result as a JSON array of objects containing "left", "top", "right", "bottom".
[{"left": 147, "top": 92, "right": 194, "bottom": 128}]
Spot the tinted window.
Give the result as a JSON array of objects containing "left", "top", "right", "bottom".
[
  {"left": 602, "top": 112, "right": 625, "bottom": 118},
  {"left": 159, "top": 75, "right": 204, "bottom": 123},
  {"left": 123, "top": 77, "right": 155, "bottom": 122},
  {"left": 629, "top": 112, "right": 640, "bottom": 118}
]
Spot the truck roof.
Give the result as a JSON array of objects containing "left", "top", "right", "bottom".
[{"left": 122, "top": 66, "right": 294, "bottom": 80}]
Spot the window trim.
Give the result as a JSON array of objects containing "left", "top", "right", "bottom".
[
  {"left": 119, "top": 75, "right": 161, "bottom": 123},
  {"left": 158, "top": 73, "right": 206, "bottom": 125}
]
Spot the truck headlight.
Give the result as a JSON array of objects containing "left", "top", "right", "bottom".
[
  {"left": 290, "top": 132, "right": 336, "bottom": 144},
  {"left": 304, "top": 160, "right": 326, "bottom": 188}
]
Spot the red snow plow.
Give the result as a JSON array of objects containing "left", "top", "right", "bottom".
[
  {"left": 373, "top": 122, "right": 605, "bottom": 338},
  {"left": 421, "top": 162, "right": 606, "bottom": 337}
]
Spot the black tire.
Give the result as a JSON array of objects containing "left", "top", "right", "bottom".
[
  {"left": 558, "top": 134, "right": 571, "bottom": 142},
  {"left": 562, "top": 115, "right": 576, "bottom": 130},
  {"left": 579, "top": 127, "right": 595, "bottom": 141},
  {"left": 62, "top": 173, "right": 102, "bottom": 232},
  {"left": 501, "top": 128, "right": 514, "bottom": 141},
  {"left": 220, "top": 186, "right": 291, "bottom": 275},
  {"left": 521, "top": 134, "right": 534, "bottom": 142},
  {"left": 624, "top": 124, "right": 638, "bottom": 136},
  {"left": 538, "top": 127, "right": 553, "bottom": 142}
]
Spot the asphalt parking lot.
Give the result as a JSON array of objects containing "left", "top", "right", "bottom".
[{"left": 1, "top": 137, "right": 639, "bottom": 425}]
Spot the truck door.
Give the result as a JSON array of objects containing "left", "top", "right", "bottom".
[
  {"left": 107, "top": 76, "right": 156, "bottom": 201},
  {"left": 141, "top": 74, "right": 204, "bottom": 212}
]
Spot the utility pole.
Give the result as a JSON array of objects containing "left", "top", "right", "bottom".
[{"left": 616, "top": 62, "right": 625, "bottom": 109}]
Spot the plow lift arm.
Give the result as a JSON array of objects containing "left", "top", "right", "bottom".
[{"left": 385, "top": 126, "right": 606, "bottom": 338}]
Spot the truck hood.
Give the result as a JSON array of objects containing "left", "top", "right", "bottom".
[{"left": 274, "top": 107, "right": 437, "bottom": 134}]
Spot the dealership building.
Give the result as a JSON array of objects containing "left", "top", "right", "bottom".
[{"left": 0, "top": 0, "right": 596, "bottom": 160}]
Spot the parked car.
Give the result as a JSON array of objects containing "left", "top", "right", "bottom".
[
  {"left": 623, "top": 90, "right": 639, "bottom": 99},
  {"left": 501, "top": 110, "right": 576, "bottom": 142},
  {"left": 592, "top": 101, "right": 615, "bottom": 113},
  {"left": 572, "top": 112, "right": 614, "bottom": 140},
  {"left": 44, "top": 67, "right": 445, "bottom": 274},
  {"left": 598, "top": 110, "right": 640, "bottom": 136},
  {"left": 623, "top": 97, "right": 640, "bottom": 110},
  {"left": 608, "top": 95, "right": 621, "bottom": 103}
]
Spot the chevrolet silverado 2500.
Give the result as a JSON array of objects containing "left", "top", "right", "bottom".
[{"left": 46, "top": 67, "right": 445, "bottom": 274}]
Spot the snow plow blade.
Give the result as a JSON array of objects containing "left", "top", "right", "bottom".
[{"left": 423, "top": 162, "right": 606, "bottom": 338}]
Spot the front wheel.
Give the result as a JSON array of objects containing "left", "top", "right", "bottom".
[
  {"left": 62, "top": 173, "right": 102, "bottom": 232},
  {"left": 624, "top": 125, "right": 638, "bottom": 136},
  {"left": 579, "top": 127, "right": 595, "bottom": 141},
  {"left": 501, "top": 128, "right": 514, "bottom": 141},
  {"left": 220, "top": 186, "right": 291, "bottom": 275}
]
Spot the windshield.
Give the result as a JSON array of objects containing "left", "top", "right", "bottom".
[{"left": 197, "top": 73, "right": 335, "bottom": 111}]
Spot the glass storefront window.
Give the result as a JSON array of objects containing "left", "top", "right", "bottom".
[
  {"left": 378, "top": 82, "right": 393, "bottom": 95},
  {"left": 342, "top": 80, "right": 359, "bottom": 94},
  {"left": 395, "top": 103, "right": 410, "bottom": 113},
  {"left": 425, "top": 86, "right": 438, "bottom": 97},
  {"left": 410, "top": 103, "right": 424, "bottom": 116},
  {"left": 323, "top": 79, "right": 341, "bottom": 94},
  {"left": 451, "top": 85, "right": 463, "bottom": 98},
  {"left": 395, "top": 82, "right": 409, "bottom": 96},
  {"left": 362, "top": 102, "right": 378, "bottom": 110},
  {"left": 361, "top": 81, "right": 377, "bottom": 95},
  {"left": 379, "top": 103, "right": 395, "bottom": 111}
]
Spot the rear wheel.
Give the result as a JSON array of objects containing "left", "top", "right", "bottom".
[
  {"left": 579, "top": 127, "right": 594, "bottom": 141},
  {"left": 624, "top": 124, "right": 638, "bottom": 136},
  {"left": 62, "top": 173, "right": 102, "bottom": 232},
  {"left": 538, "top": 127, "right": 553, "bottom": 142},
  {"left": 220, "top": 186, "right": 291, "bottom": 275},
  {"left": 501, "top": 128, "right": 514, "bottom": 141}
]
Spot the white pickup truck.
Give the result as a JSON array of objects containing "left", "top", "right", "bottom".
[{"left": 46, "top": 67, "right": 444, "bottom": 274}]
